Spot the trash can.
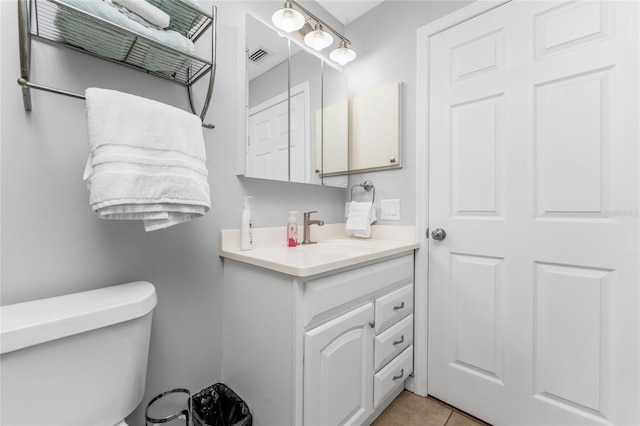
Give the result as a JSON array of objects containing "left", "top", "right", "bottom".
[
  {"left": 145, "top": 388, "right": 192, "bottom": 426},
  {"left": 191, "top": 383, "right": 252, "bottom": 426}
]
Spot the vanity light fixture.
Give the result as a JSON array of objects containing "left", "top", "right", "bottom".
[
  {"left": 271, "top": 0, "right": 356, "bottom": 65},
  {"left": 330, "top": 40, "right": 357, "bottom": 66},
  {"left": 295, "top": 22, "right": 314, "bottom": 40},
  {"left": 304, "top": 24, "right": 334, "bottom": 50},
  {"left": 271, "top": 1, "right": 305, "bottom": 33}
]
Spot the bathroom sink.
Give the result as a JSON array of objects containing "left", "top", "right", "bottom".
[
  {"left": 219, "top": 224, "right": 419, "bottom": 276},
  {"left": 297, "top": 239, "right": 376, "bottom": 260},
  {"left": 236, "top": 238, "right": 380, "bottom": 269},
  {"left": 315, "top": 238, "right": 375, "bottom": 247}
]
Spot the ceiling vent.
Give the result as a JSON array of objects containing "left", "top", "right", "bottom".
[{"left": 248, "top": 47, "right": 270, "bottom": 64}]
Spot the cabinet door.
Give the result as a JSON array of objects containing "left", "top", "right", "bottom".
[
  {"left": 304, "top": 303, "right": 374, "bottom": 426},
  {"left": 348, "top": 82, "right": 402, "bottom": 172}
]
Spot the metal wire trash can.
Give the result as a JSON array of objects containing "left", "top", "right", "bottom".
[
  {"left": 145, "top": 388, "right": 192, "bottom": 426},
  {"left": 192, "top": 383, "right": 252, "bottom": 426}
]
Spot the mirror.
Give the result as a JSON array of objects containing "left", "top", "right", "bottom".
[
  {"left": 243, "top": 14, "right": 401, "bottom": 186},
  {"left": 289, "top": 45, "right": 322, "bottom": 185},
  {"left": 319, "top": 63, "right": 349, "bottom": 187},
  {"left": 246, "top": 15, "right": 290, "bottom": 182},
  {"left": 244, "top": 15, "right": 347, "bottom": 188}
]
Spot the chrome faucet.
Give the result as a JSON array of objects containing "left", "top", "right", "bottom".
[{"left": 302, "top": 211, "right": 324, "bottom": 245}]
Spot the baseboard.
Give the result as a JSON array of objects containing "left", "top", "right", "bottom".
[
  {"left": 362, "top": 384, "right": 405, "bottom": 426},
  {"left": 404, "top": 375, "right": 416, "bottom": 394}
]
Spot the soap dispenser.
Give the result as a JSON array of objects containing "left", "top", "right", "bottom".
[
  {"left": 240, "top": 196, "right": 253, "bottom": 251},
  {"left": 287, "top": 211, "right": 298, "bottom": 247}
]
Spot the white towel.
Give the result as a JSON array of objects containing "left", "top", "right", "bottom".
[
  {"left": 84, "top": 88, "right": 210, "bottom": 232},
  {"left": 111, "top": 0, "right": 170, "bottom": 29},
  {"left": 346, "top": 201, "right": 377, "bottom": 238}
]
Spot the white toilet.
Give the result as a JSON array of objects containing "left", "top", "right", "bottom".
[{"left": 0, "top": 281, "right": 157, "bottom": 426}]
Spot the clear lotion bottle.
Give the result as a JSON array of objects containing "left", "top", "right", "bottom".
[
  {"left": 287, "top": 211, "right": 298, "bottom": 247},
  {"left": 240, "top": 196, "right": 253, "bottom": 251}
]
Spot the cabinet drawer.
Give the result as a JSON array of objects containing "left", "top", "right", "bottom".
[
  {"left": 374, "top": 283, "right": 413, "bottom": 333},
  {"left": 304, "top": 255, "right": 413, "bottom": 328},
  {"left": 373, "top": 345, "right": 413, "bottom": 407},
  {"left": 374, "top": 314, "right": 413, "bottom": 371}
]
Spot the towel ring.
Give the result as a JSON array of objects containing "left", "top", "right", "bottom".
[{"left": 350, "top": 180, "right": 375, "bottom": 203}]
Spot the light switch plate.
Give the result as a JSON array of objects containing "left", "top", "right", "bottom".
[{"left": 381, "top": 199, "right": 401, "bottom": 221}]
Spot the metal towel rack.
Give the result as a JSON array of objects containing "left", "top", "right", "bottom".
[
  {"left": 350, "top": 180, "right": 375, "bottom": 203},
  {"left": 16, "top": 0, "right": 217, "bottom": 129}
]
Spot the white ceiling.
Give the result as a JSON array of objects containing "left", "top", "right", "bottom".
[{"left": 315, "top": 0, "right": 385, "bottom": 25}]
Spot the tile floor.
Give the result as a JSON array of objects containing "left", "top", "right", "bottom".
[{"left": 373, "top": 391, "right": 490, "bottom": 426}]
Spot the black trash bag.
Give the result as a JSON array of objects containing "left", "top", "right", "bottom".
[{"left": 192, "top": 383, "right": 252, "bottom": 426}]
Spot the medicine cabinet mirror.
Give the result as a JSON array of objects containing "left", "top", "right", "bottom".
[
  {"left": 244, "top": 15, "right": 347, "bottom": 188},
  {"left": 241, "top": 14, "right": 401, "bottom": 187}
]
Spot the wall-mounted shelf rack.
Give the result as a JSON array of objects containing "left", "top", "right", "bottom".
[{"left": 17, "top": 0, "right": 217, "bottom": 128}]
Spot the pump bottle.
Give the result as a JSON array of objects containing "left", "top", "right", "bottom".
[
  {"left": 287, "top": 211, "right": 298, "bottom": 247},
  {"left": 240, "top": 196, "right": 253, "bottom": 251}
]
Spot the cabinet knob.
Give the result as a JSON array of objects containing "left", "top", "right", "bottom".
[
  {"left": 390, "top": 157, "right": 396, "bottom": 163},
  {"left": 392, "top": 369, "right": 404, "bottom": 381},
  {"left": 393, "top": 302, "right": 405, "bottom": 311},
  {"left": 369, "top": 321, "right": 375, "bottom": 328}
]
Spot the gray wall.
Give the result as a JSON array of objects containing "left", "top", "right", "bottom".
[
  {"left": 345, "top": 0, "right": 472, "bottom": 226},
  {"left": 0, "top": 1, "right": 344, "bottom": 425},
  {"left": 1, "top": 1, "right": 470, "bottom": 425}
]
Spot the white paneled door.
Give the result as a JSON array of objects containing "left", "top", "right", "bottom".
[{"left": 428, "top": 1, "right": 639, "bottom": 425}]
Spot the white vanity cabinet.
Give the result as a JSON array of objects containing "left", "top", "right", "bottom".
[
  {"left": 221, "top": 252, "right": 414, "bottom": 426},
  {"left": 304, "top": 303, "right": 374, "bottom": 426}
]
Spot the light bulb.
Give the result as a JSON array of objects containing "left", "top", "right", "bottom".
[
  {"left": 304, "top": 24, "right": 334, "bottom": 51},
  {"left": 272, "top": 3, "right": 304, "bottom": 33},
  {"left": 330, "top": 41, "right": 356, "bottom": 65}
]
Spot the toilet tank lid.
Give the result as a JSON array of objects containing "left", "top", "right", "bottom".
[{"left": 0, "top": 281, "right": 157, "bottom": 355}]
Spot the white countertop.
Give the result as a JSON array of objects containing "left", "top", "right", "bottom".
[{"left": 219, "top": 224, "right": 419, "bottom": 277}]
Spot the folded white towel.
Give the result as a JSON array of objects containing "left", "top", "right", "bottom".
[
  {"left": 346, "top": 201, "right": 377, "bottom": 238},
  {"left": 84, "top": 88, "right": 210, "bottom": 231},
  {"left": 111, "top": 0, "right": 170, "bottom": 29}
]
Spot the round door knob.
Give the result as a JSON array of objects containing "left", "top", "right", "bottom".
[{"left": 431, "top": 228, "right": 446, "bottom": 241}]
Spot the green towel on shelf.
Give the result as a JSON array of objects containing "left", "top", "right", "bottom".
[
  {"left": 55, "top": 0, "right": 195, "bottom": 72},
  {"left": 55, "top": 0, "right": 136, "bottom": 60},
  {"left": 147, "top": 0, "right": 205, "bottom": 37},
  {"left": 136, "top": 31, "right": 194, "bottom": 74}
]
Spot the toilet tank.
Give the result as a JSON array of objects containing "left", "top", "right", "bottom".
[{"left": 0, "top": 281, "right": 157, "bottom": 426}]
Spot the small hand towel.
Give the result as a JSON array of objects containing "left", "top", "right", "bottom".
[
  {"left": 346, "top": 201, "right": 377, "bottom": 238},
  {"left": 84, "top": 88, "right": 210, "bottom": 231},
  {"left": 111, "top": 0, "right": 170, "bottom": 29}
]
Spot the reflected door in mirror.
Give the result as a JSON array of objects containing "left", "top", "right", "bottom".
[{"left": 248, "top": 96, "right": 289, "bottom": 181}]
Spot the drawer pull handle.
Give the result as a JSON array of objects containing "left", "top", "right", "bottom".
[
  {"left": 393, "top": 302, "right": 405, "bottom": 311},
  {"left": 393, "top": 369, "right": 404, "bottom": 381},
  {"left": 393, "top": 335, "right": 405, "bottom": 345}
]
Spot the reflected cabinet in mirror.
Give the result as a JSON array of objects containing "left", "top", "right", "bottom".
[{"left": 242, "top": 14, "right": 402, "bottom": 187}]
